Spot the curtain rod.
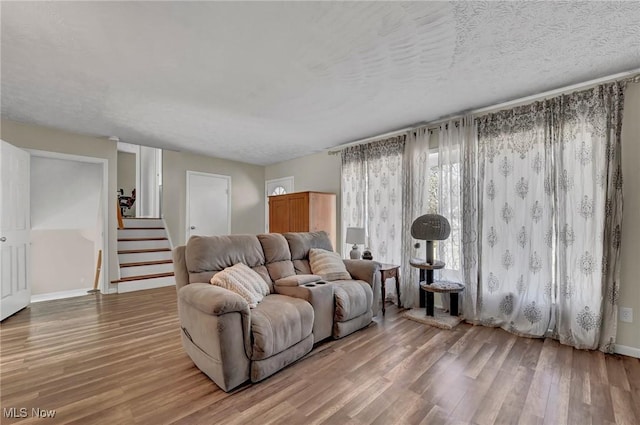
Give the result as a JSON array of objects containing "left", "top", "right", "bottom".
[
  {"left": 327, "top": 68, "right": 640, "bottom": 154},
  {"left": 327, "top": 124, "right": 423, "bottom": 155}
]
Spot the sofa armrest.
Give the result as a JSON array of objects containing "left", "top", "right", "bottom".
[
  {"left": 275, "top": 274, "right": 322, "bottom": 287},
  {"left": 179, "top": 283, "right": 250, "bottom": 316},
  {"left": 343, "top": 259, "right": 382, "bottom": 316},
  {"left": 343, "top": 259, "right": 380, "bottom": 285},
  {"left": 177, "top": 283, "right": 252, "bottom": 391},
  {"left": 173, "top": 245, "right": 190, "bottom": 291}
]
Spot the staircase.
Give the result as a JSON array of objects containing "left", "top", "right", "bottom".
[{"left": 114, "top": 218, "right": 175, "bottom": 293}]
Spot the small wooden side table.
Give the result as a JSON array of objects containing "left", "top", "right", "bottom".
[{"left": 379, "top": 263, "right": 400, "bottom": 315}]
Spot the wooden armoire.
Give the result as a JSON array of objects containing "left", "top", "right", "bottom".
[{"left": 268, "top": 191, "right": 336, "bottom": 249}]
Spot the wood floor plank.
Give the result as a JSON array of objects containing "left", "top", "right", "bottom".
[
  {"left": 1, "top": 286, "right": 638, "bottom": 425},
  {"left": 622, "top": 355, "right": 640, "bottom": 421},
  {"left": 542, "top": 342, "right": 573, "bottom": 425},
  {"left": 610, "top": 386, "right": 638, "bottom": 425}
]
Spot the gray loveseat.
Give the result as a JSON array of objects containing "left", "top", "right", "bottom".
[{"left": 173, "top": 231, "right": 381, "bottom": 392}]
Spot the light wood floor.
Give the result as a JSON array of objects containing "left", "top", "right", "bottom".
[{"left": 1, "top": 287, "right": 638, "bottom": 425}]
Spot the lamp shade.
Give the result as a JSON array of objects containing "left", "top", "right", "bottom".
[{"left": 345, "top": 227, "right": 366, "bottom": 244}]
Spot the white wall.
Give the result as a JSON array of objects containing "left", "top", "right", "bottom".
[
  {"left": 162, "top": 149, "right": 265, "bottom": 246},
  {"left": 138, "top": 145, "right": 161, "bottom": 218},
  {"left": 618, "top": 81, "right": 640, "bottom": 352},
  {"left": 31, "top": 157, "right": 102, "bottom": 229},
  {"left": 265, "top": 151, "right": 343, "bottom": 253},
  {"left": 31, "top": 230, "right": 95, "bottom": 295}
]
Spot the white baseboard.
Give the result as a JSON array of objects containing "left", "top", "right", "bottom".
[
  {"left": 614, "top": 344, "right": 640, "bottom": 358},
  {"left": 31, "top": 288, "right": 93, "bottom": 303}
]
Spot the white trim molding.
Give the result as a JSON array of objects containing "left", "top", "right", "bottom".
[
  {"left": 614, "top": 344, "right": 640, "bottom": 359},
  {"left": 32, "top": 288, "right": 94, "bottom": 303},
  {"left": 613, "top": 344, "right": 640, "bottom": 359}
]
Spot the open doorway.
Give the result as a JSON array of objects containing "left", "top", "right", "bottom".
[
  {"left": 28, "top": 150, "right": 108, "bottom": 301},
  {"left": 117, "top": 145, "right": 137, "bottom": 218},
  {"left": 117, "top": 142, "right": 162, "bottom": 218}
]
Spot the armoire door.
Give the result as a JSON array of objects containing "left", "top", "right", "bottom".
[
  {"left": 288, "top": 193, "right": 309, "bottom": 232},
  {"left": 268, "top": 196, "right": 290, "bottom": 234}
]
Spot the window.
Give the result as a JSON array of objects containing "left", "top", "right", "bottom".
[{"left": 270, "top": 185, "right": 287, "bottom": 196}]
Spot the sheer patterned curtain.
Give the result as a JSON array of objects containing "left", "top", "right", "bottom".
[
  {"left": 341, "top": 145, "right": 366, "bottom": 252},
  {"left": 437, "top": 117, "right": 473, "bottom": 312},
  {"left": 475, "top": 105, "right": 554, "bottom": 337},
  {"left": 401, "top": 128, "right": 430, "bottom": 307},
  {"left": 366, "top": 138, "right": 405, "bottom": 263},
  {"left": 366, "top": 137, "right": 405, "bottom": 301},
  {"left": 341, "top": 137, "right": 405, "bottom": 304},
  {"left": 465, "top": 81, "right": 627, "bottom": 350},
  {"left": 553, "top": 82, "right": 625, "bottom": 351},
  {"left": 460, "top": 118, "right": 481, "bottom": 322}
]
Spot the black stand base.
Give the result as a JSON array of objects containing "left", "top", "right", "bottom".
[
  {"left": 426, "top": 291, "right": 434, "bottom": 316},
  {"left": 425, "top": 291, "right": 460, "bottom": 317},
  {"left": 450, "top": 293, "right": 459, "bottom": 316},
  {"left": 419, "top": 269, "right": 434, "bottom": 309}
]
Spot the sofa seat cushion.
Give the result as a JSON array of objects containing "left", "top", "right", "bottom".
[
  {"left": 332, "top": 280, "right": 373, "bottom": 322},
  {"left": 250, "top": 294, "right": 314, "bottom": 361}
]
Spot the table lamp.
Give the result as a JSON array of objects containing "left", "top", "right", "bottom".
[{"left": 345, "top": 227, "right": 366, "bottom": 259}]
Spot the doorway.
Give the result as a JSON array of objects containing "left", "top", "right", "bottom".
[
  {"left": 265, "top": 176, "right": 294, "bottom": 232},
  {"left": 117, "top": 148, "right": 137, "bottom": 218},
  {"left": 117, "top": 142, "right": 162, "bottom": 218},
  {"left": 185, "top": 171, "right": 231, "bottom": 239},
  {"left": 28, "top": 150, "right": 108, "bottom": 300}
]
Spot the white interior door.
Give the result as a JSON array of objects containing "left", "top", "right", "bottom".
[
  {"left": 186, "top": 171, "right": 230, "bottom": 240},
  {"left": 1, "top": 140, "right": 31, "bottom": 321},
  {"left": 265, "top": 176, "right": 294, "bottom": 232}
]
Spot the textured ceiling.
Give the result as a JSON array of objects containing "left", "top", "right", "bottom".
[{"left": 2, "top": 1, "right": 639, "bottom": 165}]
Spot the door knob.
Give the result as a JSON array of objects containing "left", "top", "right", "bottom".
[
  {"left": 190, "top": 226, "right": 196, "bottom": 230},
  {"left": 0, "top": 237, "right": 5, "bottom": 242}
]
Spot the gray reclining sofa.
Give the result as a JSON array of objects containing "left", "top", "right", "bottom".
[{"left": 173, "top": 231, "right": 381, "bottom": 392}]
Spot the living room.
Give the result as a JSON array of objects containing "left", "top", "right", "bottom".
[{"left": 1, "top": 2, "right": 639, "bottom": 424}]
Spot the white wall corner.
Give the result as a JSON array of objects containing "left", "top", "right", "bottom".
[
  {"left": 614, "top": 344, "right": 640, "bottom": 359},
  {"left": 162, "top": 217, "right": 174, "bottom": 250}
]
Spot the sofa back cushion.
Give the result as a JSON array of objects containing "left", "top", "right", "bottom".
[
  {"left": 185, "top": 235, "right": 272, "bottom": 291},
  {"left": 257, "top": 233, "right": 295, "bottom": 281},
  {"left": 284, "top": 231, "right": 334, "bottom": 274}
]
